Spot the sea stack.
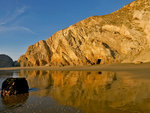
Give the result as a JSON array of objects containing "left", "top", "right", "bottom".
[{"left": 18, "top": 0, "right": 150, "bottom": 66}]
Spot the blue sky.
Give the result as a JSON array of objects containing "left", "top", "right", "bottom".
[{"left": 0, "top": 0, "right": 134, "bottom": 60}]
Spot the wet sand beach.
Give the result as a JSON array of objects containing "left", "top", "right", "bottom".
[{"left": 0, "top": 63, "right": 150, "bottom": 71}]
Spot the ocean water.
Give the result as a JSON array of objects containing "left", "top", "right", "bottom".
[{"left": 0, "top": 70, "right": 150, "bottom": 113}]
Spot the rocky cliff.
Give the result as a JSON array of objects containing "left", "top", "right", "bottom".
[
  {"left": 0, "top": 54, "right": 14, "bottom": 67},
  {"left": 18, "top": 0, "right": 150, "bottom": 66}
]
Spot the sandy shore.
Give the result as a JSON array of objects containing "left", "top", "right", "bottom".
[{"left": 0, "top": 63, "right": 150, "bottom": 71}]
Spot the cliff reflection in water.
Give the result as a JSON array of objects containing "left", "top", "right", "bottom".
[{"left": 19, "top": 70, "right": 150, "bottom": 113}]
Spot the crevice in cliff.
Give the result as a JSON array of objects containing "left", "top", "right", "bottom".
[
  {"left": 36, "top": 60, "right": 40, "bottom": 66},
  {"left": 43, "top": 40, "right": 53, "bottom": 62},
  {"left": 102, "top": 42, "right": 117, "bottom": 59},
  {"left": 85, "top": 57, "right": 93, "bottom": 65},
  {"left": 96, "top": 59, "right": 101, "bottom": 64}
]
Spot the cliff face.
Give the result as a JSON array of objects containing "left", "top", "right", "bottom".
[{"left": 18, "top": 0, "right": 150, "bottom": 66}]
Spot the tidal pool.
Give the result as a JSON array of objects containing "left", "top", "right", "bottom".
[{"left": 0, "top": 70, "right": 150, "bottom": 113}]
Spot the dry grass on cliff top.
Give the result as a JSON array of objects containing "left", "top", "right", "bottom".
[{"left": 0, "top": 63, "right": 150, "bottom": 71}]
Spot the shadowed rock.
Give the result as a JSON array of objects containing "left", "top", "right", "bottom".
[
  {"left": 13, "top": 61, "right": 20, "bottom": 67},
  {"left": 1, "top": 78, "right": 29, "bottom": 96},
  {"left": 0, "top": 54, "right": 13, "bottom": 67}
]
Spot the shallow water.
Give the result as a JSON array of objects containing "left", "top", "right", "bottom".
[{"left": 0, "top": 70, "right": 150, "bottom": 113}]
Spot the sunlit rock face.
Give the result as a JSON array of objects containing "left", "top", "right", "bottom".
[
  {"left": 18, "top": 0, "right": 150, "bottom": 66},
  {"left": 0, "top": 54, "right": 13, "bottom": 67},
  {"left": 19, "top": 70, "right": 150, "bottom": 113}
]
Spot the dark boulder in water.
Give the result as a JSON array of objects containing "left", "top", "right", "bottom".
[
  {"left": 0, "top": 54, "right": 14, "bottom": 67},
  {"left": 1, "top": 78, "right": 29, "bottom": 96}
]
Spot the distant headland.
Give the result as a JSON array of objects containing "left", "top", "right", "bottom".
[{"left": 0, "top": 54, "right": 19, "bottom": 67}]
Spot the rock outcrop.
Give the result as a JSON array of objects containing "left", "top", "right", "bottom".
[
  {"left": 0, "top": 54, "right": 14, "bottom": 67},
  {"left": 18, "top": 0, "right": 150, "bottom": 66}
]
